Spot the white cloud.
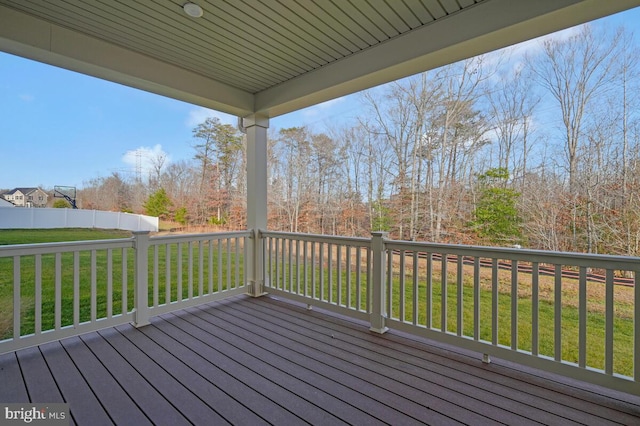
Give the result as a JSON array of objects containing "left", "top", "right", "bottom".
[
  {"left": 18, "top": 94, "right": 34, "bottom": 102},
  {"left": 122, "top": 144, "right": 171, "bottom": 178},
  {"left": 186, "top": 106, "right": 236, "bottom": 128}
]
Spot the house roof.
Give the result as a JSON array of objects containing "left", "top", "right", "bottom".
[
  {"left": 0, "top": 1, "right": 639, "bottom": 119},
  {"left": 2, "top": 187, "right": 41, "bottom": 196}
]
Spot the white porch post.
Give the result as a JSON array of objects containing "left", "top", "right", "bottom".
[
  {"left": 370, "top": 231, "right": 389, "bottom": 334},
  {"left": 132, "top": 230, "right": 150, "bottom": 327},
  {"left": 244, "top": 114, "right": 269, "bottom": 297}
]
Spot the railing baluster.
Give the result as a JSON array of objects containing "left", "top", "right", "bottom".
[
  {"left": 328, "top": 243, "right": 333, "bottom": 303},
  {"left": 208, "top": 240, "right": 214, "bottom": 295},
  {"left": 426, "top": 252, "right": 432, "bottom": 329},
  {"left": 511, "top": 259, "right": 518, "bottom": 350},
  {"left": 91, "top": 250, "right": 97, "bottom": 322},
  {"left": 165, "top": 244, "right": 171, "bottom": 303},
  {"left": 153, "top": 245, "right": 159, "bottom": 307},
  {"left": 634, "top": 270, "right": 640, "bottom": 383},
  {"left": 399, "top": 250, "right": 405, "bottom": 322},
  {"left": 356, "top": 247, "right": 361, "bottom": 311},
  {"left": 303, "top": 240, "right": 308, "bottom": 297},
  {"left": 122, "top": 247, "right": 127, "bottom": 313},
  {"left": 188, "top": 242, "right": 194, "bottom": 300},
  {"left": 177, "top": 243, "right": 183, "bottom": 300},
  {"left": 73, "top": 251, "right": 80, "bottom": 327},
  {"left": 198, "top": 240, "right": 204, "bottom": 297},
  {"left": 386, "top": 247, "right": 392, "bottom": 319},
  {"left": 227, "top": 238, "right": 232, "bottom": 291},
  {"left": 578, "top": 266, "right": 587, "bottom": 368},
  {"left": 457, "top": 255, "right": 463, "bottom": 336},
  {"left": 605, "top": 269, "right": 614, "bottom": 375},
  {"left": 491, "top": 258, "right": 498, "bottom": 346},
  {"left": 107, "top": 248, "right": 113, "bottom": 316},
  {"left": 288, "top": 238, "right": 293, "bottom": 293},
  {"left": 217, "top": 239, "right": 223, "bottom": 292},
  {"left": 532, "top": 262, "right": 539, "bottom": 356},
  {"left": 412, "top": 251, "right": 418, "bottom": 326},
  {"left": 235, "top": 237, "right": 240, "bottom": 290},
  {"left": 319, "top": 243, "right": 325, "bottom": 301},
  {"left": 554, "top": 264, "right": 562, "bottom": 362},
  {"left": 35, "top": 254, "right": 42, "bottom": 335},
  {"left": 296, "top": 239, "right": 301, "bottom": 295},
  {"left": 347, "top": 246, "right": 352, "bottom": 309},
  {"left": 441, "top": 253, "right": 448, "bottom": 333},
  {"left": 311, "top": 242, "right": 316, "bottom": 300},
  {"left": 337, "top": 245, "right": 342, "bottom": 306},
  {"left": 366, "top": 247, "right": 371, "bottom": 314},
  {"left": 13, "top": 256, "right": 20, "bottom": 339},
  {"left": 473, "top": 257, "right": 480, "bottom": 341},
  {"left": 55, "top": 253, "right": 61, "bottom": 330}
]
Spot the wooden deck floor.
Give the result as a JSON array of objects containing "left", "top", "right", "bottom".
[{"left": 1, "top": 295, "right": 639, "bottom": 425}]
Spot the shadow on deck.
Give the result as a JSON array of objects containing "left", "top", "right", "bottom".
[{"left": 1, "top": 295, "right": 639, "bottom": 425}]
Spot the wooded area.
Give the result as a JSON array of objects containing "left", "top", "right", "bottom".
[{"left": 77, "top": 23, "right": 640, "bottom": 256}]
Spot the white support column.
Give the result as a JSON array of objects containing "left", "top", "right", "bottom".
[
  {"left": 244, "top": 114, "right": 269, "bottom": 297},
  {"left": 370, "top": 231, "right": 389, "bottom": 334},
  {"left": 132, "top": 231, "right": 150, "bottom": 327}
]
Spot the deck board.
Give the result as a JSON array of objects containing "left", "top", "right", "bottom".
[
  {"left": 209, "top": 297, "right": 571, "bottom": 425},
  {"left": 0, "top": 294, "right": 639, "bottom": 425},
  {"left": 79, "top": 331, "right": 190, "bottom": 426},
  {"left": 237, "top": 297, "right": 615, "bottom": 425}
]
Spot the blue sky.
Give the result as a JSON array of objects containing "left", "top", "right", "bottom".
[{"left": 1, "top": 7, "right": 638, "bottom": 190}]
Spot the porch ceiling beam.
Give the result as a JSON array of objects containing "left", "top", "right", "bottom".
[
  {"left": 0, "top": 4, "right": 254, "bottom": 117},
  {"left": 255, "top": 0, "right": 640, "bottom": 117}
]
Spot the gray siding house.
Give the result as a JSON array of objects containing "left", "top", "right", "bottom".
[{"left": 1, "top": 187, "right": 48, "bottom": 207}]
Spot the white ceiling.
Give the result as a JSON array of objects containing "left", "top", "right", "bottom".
[{"left": 1, "top": 0, "right": 639, "bottom": 119}]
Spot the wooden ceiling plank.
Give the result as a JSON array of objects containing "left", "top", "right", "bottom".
[
  {"left": 264, "top": 0, "right": 350, "bottom": 58},
  {"left": 292, "top": 0, "right": 368, "bottom": 51},
  {"left": 33, "top": 0, "right": 282, "bottom": 90},
  {"left": 348, "top": 1, "right": 399, "bottom": 38},
  {"left": 198, "top": 0, "right": 326, "bottom": 70},
  {"left": 100, "top": 0, "right": 311, "bottom": 78},
  {"left": 439, "top": 0, "right": 463, "bottom": 15},
  {"left": 403, "top": 0, "right": 437, "bottom": 23},
  {"left": 332, "top": 0, "right": 389, "bottom": 42},
  {"left": 387, "top": 0, "right": 423, "bottom": 29},
  {"left": 420, "top": 0, "right": 448, "bottom": 19}
]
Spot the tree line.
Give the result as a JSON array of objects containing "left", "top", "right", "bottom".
[{"left": 78, "top": 23, "right": 640, "bottom": 256}]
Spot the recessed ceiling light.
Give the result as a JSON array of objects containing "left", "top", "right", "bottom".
[{"left": 183, "top": 2, "right": 204, "bottom": 18}]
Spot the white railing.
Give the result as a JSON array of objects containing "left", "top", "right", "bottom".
[
  {"left": 0, "top": 230, "right": 250, "bottom": 353},
  {"left": 145, "top": 231, "right": 250, "bottom": 318},
  {"left": 0, "top": 238, "right": 135, "bottom": 353},
  {"left": 260, "top": 230, "right": 640, "bottom": 396},
  {"left": 261, "top": 230, "right": 373, "bottom": 322},
  {"left": 1, "top": 228, "right": 637, "bottom": 395}
]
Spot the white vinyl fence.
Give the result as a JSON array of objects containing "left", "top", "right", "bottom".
[{"left": 0, "top": 208, "right": 158, "bottom": 231}]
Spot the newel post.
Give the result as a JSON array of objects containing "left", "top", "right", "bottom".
[
  {"left": 133, "top": 231, "right": 150, "bottom": 327},
  {"left": 370, "top": 231, "right": 389, "bottom": 334}
]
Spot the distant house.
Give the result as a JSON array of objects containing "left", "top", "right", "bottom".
[{"left": 1, "top": 187, "right": 48, "bottom": 207}]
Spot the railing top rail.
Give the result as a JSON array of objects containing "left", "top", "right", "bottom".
[
  {"left": 149, "top": 230, "right": 252, "bottom": 245},
  {"left": 260, "top": 229, "right": 371, "bottom": 247},
  {"left": 385, "top": 239, "right": 640, "bottom": 270},
  {"left": 0, "top": 238, "right": 134, "bottom": 257}
]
